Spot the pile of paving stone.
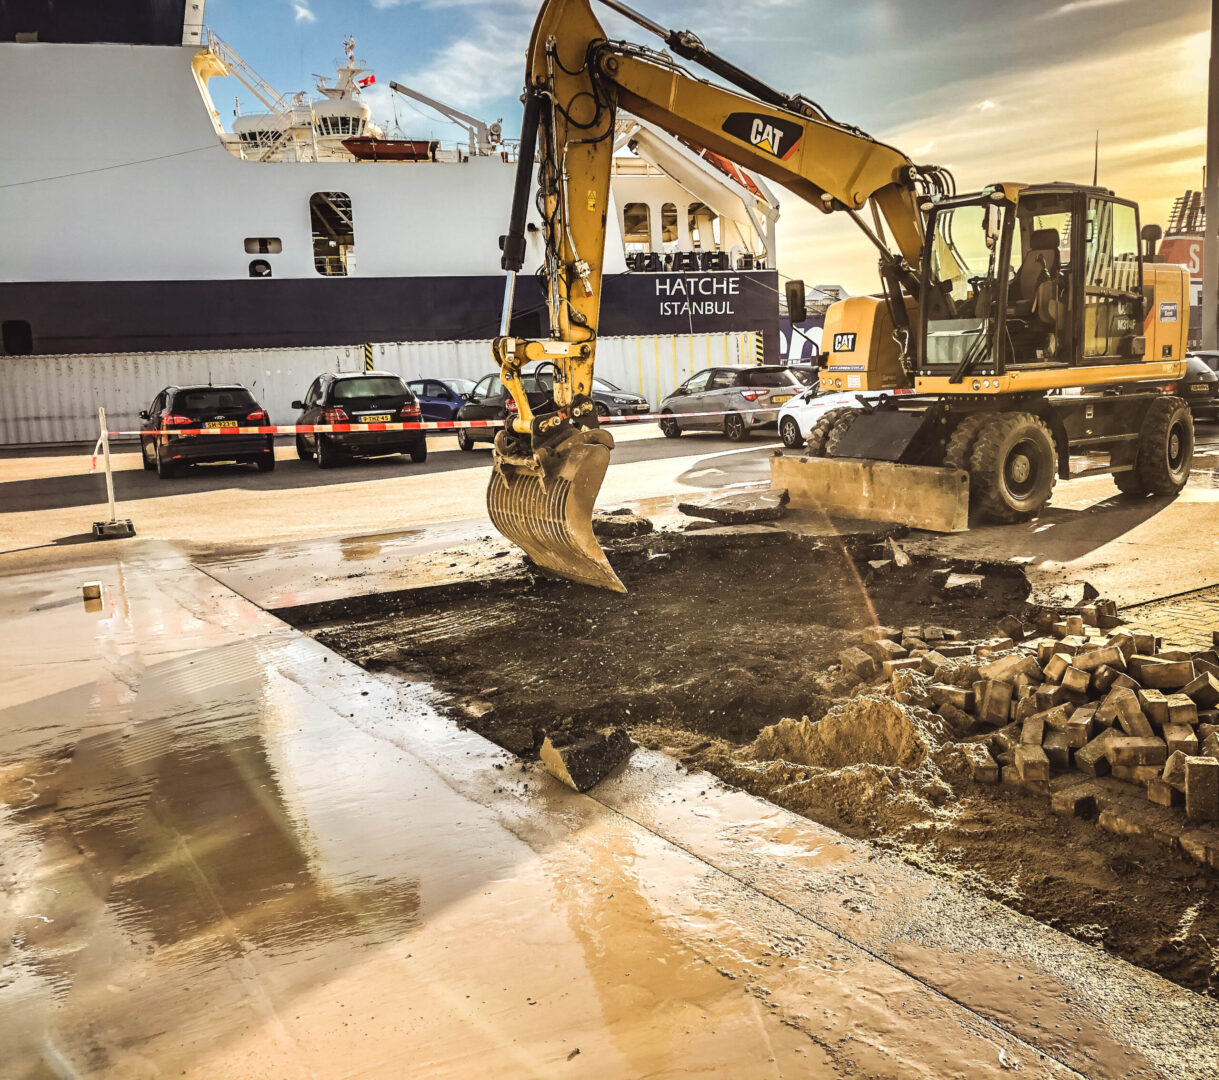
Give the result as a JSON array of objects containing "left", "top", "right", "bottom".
[{"left": 838, "top": 598, "right": 1219, "bottom": 872}]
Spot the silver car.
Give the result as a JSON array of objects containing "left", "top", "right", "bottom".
[{"left": 658, "top": 365, "right": 805, "bottom": 441}]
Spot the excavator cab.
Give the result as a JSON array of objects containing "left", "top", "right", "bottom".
[{"left": 918, "top": 183, "right": 1146, "bottom": 382}]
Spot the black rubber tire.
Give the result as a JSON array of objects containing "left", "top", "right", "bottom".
[
  {"left": 296, "top": 435, "right": 313, "bottom": 460},
  {"left": 779, "top": 415, "right": 804, "bottom": 449},
  {"left": 156, "top": 444, "right": 176, "bottom": 480},
  {"left": 1126, "top": 396, "right": 1194, "bottom": 495},
  {"left": 823, "top": 411, "right": 860, "bottom": 457},
  {"left": 968, "top": 412, "right": 1057, "bottom": 523},
  {"left": 659, "top": 411, "right": 681, "bottom": 439},
  {"left": 724, "top": 412, "right": 748, "bottom": 441},
  {"left": 804, "top": 407, "right": 854, "bottom": 457},
  {"left": 316, "top": 437, "right": 342, "bottom": 470},
  {"left": 256, "top": 451, "right": 275, "bottom": 473},
  {"left": 457, "top": 429, "right": 475, "bottom": 451},
  {"left": 1113, "top": 469, "right": 1144, "bottom": 495},
  {"left": 141, "top": 441, "right": 155, "bottom": 471},
  {"left": 595, "top": 402, "right": 610, "bottom": 418},
  {"left": 943, "top": 413, "right": 988, "bottom": 472},
  {"left": 409, "top": 441, "right": 428, "bottom": 464}
]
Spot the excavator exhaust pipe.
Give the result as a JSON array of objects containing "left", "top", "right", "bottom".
[{"left": 488, "top": 427, "right": 626, "bottom": 592}]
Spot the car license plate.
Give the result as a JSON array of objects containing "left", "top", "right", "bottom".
[
  {"left": 361, "top": 413, "right": 392, "bottom": 422},
  {"left": 203, "top": 420, "right": 237, "bottom": 429},
  {"left": 1190, "top": 385, "right": 1208, "bottom": 393},
  {"left": 771, "top": 395, "right": 792, "bottom": 404}
]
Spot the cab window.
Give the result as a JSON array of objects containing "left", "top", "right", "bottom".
[{"left": 683, "top": 370, "right": 712, "bottom": 394}]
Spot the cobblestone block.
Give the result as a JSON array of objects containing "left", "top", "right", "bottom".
[
  {"left": 1137, "top": 689, "right": 1169, "bottom": 726},
  {"left": 1098, "top": 804, "right": 1182, "bottom": 850},
  {"left": 1147, "top": 779, "right": 1183, "bottom": 808},
  {"left": 1184, "top": 671, "right": 1219, "bottom": 709},
  {"left": 884, "top": 657, "right": 924, "bottom": 679},
  {"left": 1179, "top": 826, "right": 1219, "bottom": 870},
  {"left": 1202, "top": 732, "right": 1219, "bottom": 758},
  {"left": 973, "top": 679, "right": 1013, "bottom": 726},
  {"left": 1043, "top": 730, "right": 1071, "bottom": 770},
  {"left": 1021, "top": 715, "right": 1045, "bottom": 745},
  {"left": 862, "top": 625, "right": 900, "bottom": 642},
  {"left": 1061, "top": 666, "right": 1090, "bottom": 695},
  {"left": 929, "top": 683, "right": 973, "bottom": 712},
  {"left": 1138, "top": 658, "right": 1197, "bottom": 690},
  {"left": 974, "top": 637, "right": 1015, "bottom": 658},
  {"left": 1184, "top": 756, "right": 1219, "bottom": 822},
  {"left": 979, "top": 653, "right": 1042, "bottom": 683},
  {"left": 1107, "top": 736, "right": 1168, "bottom": 767},
  {"left": 1034, "top": 685, "right": 1070, "bottom": 710},
  {"left": 937, "top": 643, "right": 974, "bottom": 658},
  {"left": 1111, "top": 764, "right": 1168, "bottom": 783},
  {"left": 1163, "top": 750, "right": 1189, "bottom": 791},
  {"left": 1076, "top": 728, "right": 1119, "bottom": 777},
  {"left": 839, "top": 647, "right": 878, "bottom": 681},
  {"left": 1105, "top": 632, "right": 1136, "bottom": 662},
  {"left": 1051, "top": 781, "right": 1097, "bottom": 817},
  {"left": 920, "top": 650, "right": 949, "bottom": 676},
  {"left": 1163, "top": 723, "right": 1199, "bottom": 757},
  {"left": 1015, "top": 743, "right": 1050, "bottom": 783},
  {"left": 1166, "top": 693, "right": 1199, "bottom": 727},
  {"left": 1074, "top": 645, "right": 1123, "bottom": 673},
  {"left": 961, "top": 743, "right": 1000, "bottom": 783}
]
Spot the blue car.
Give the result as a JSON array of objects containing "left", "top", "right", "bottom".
[{"left": 406, "top": 378, "right": 477, "bottom": 422}]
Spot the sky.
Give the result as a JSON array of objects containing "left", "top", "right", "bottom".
[{"left": 203, "top": 0, "right": 1212, "bottom": 292}]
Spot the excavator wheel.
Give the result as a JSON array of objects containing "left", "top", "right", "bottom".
[
  {"left": 822, "top": 411, "right": 861, "bottom": 458},
  {"left": 487, "top": 426, "right": 625, "bottom": 592},
  {"left": 1116, "top": 397, "right": 1194, "bottom": 497},
  {"left": 804, "top": 407, "right": 855, "bottom": 457},
  {"left": 943, "top": 414, "right": 988, "bottom": 473},
  {"left": 967, "top": 412, "right": 1057, "bottom": 523}
]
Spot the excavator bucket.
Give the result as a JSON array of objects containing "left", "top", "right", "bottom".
[{"left": 488, "top": 427, "right": 626, "bottom": 592}]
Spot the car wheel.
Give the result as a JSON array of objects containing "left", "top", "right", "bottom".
[
  {"left": 409, "top": 441, "right": 428, "bottom": 464},
  {"left": 296, "top": 435, "right": 313, "bottom": 460},
  {"left": 779, "top": 416, "right": 803, "bottom": 449},
  {"left": 256, "top": 451, "right": 276, "bottom": 473},
  {"left": 724, "top": 412, "right": 748, "bottom": 441},
  {"left": 595, "top": 402, "right": 610, "bottom": 418},
  {"left": 155, "top": 443, "right": 176, "bottom": 480},
  {"left": 659, "top": 411, "right": 681, "bottom": 438},
  {"left": 141, "top": 440, "right": 155, "bottom": 471},
  {"left": 457, "top": 429, "right": 475, "bottom": 451},
  {"left": 316, "top": 437, "right": 342, "bottom": 469}
]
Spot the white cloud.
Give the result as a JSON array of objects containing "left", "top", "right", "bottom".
[
  {"left": 293, "top": 1, "right": 316, "bottom": 23},
  {"left": 1042, "top": 0, "right": 1135, "bottom": 19}
]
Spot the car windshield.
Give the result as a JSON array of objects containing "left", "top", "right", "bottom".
[
  {"left": 446, "top": 378, "right": 476, "bottom": 394},
  {"left": 175, "top": 388, "right": 256, "bottom": 412},
  {"left": 593, "top": 378, "right": 621, "bottom": 393},
  {"left": 744, "top": 369, "right": 802, "bottom": 387},
  {"left": 331, "top": 376, "right": 407, "bottom": 401},
  {"left": 787, "top": 369, "right": 816, "bottom": 386}
]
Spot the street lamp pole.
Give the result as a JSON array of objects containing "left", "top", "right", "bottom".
[{"left": 1204, "top": 0, "right": 1219, "bottom": 348}]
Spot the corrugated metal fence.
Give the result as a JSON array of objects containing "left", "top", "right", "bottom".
[{"left": 0, "top": 332, "right": 757, "bottom": 445}]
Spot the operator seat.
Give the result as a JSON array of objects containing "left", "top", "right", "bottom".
[{"left": 1009, "top": 228, "right": 1061, "bottom": 323}]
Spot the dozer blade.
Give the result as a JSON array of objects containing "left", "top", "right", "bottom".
[
  {"left": 488, "top": 427, "right": 626, "bottom": 592},
  {"left": 772, "top": 453, "right": 970, "bottom": 532}
]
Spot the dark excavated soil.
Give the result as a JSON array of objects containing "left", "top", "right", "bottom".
[{"left": 292, "top": 529, "right": 1219, "bottom": 999}]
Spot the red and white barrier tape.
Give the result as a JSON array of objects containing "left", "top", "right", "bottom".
[{"left": 103, "top": 405, "right": 791, "bottom": 437}]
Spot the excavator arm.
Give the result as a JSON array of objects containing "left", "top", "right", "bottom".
[{"left": 487, "top": 0, "right": 943, "bottom": 590}]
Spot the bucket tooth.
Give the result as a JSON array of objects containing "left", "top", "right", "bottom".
[{"left": 488, "top": 428, "right": 625, "bottom": 592}]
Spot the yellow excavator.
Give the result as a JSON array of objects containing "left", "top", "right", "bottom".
[{"left": 488, "top": 0, "right": 1194, "bottom": 591}]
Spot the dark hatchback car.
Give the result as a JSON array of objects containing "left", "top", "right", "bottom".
[
  {"left": 406, "top": 377, "right": 476, "bottom": 421},
  {"left": 140, "top": 384, "right": 274, "bottom": 479},
  {"left": 1183, "top": 353, "right": 1219, "bottom": 419},
  {"left": 455, "top": 372, "right": 554, "bottom": 450},
  {"left": 293, "top": 372, "right": 427, "bottom": 468}
]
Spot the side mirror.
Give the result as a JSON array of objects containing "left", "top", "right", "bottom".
[
  {"left": 291, "top": 400, "right": 304, "bottom": 410},
  {"left": 785, "top": 279, "right": 807, "bottom": 324},
  {"left": 462, "top": 392, "right": 474, "bottom": 402},
  {"left": 139, "top": 410, "right": 149, "bottom": 420}
]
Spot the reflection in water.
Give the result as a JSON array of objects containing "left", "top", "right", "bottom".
[{"left": 3, "top": 638, "right": 419, "bottom": 1075}]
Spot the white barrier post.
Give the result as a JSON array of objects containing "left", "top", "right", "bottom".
[{"left": 91, "top": 407, "right": 136, "bottom": 540}]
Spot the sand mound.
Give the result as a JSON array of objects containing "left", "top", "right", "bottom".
[{"left": 747, "top": 695, "right": 948, "bottom": 770}]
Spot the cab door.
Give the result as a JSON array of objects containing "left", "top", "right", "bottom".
[{"left": 1082, "top": 197, "right": 1142, "bottom": 360}]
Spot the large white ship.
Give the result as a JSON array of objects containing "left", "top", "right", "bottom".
[{"left": 0, "top": 0, "right": 784, "bottom": 390}]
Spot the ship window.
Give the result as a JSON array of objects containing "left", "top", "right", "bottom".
[
  {"left": 660, "top": 202, "right": 678, "bottom": 250},
  {"left": 310, "top": 192, "right": 355, "bottom": 276},
  {"left": 1, "top": 320, "right": 32, "bottom": 356},
  {"left": 688, "top": 202, "right": 716, "bottom": 251},
  {"left": 622, "top": 203, "right": 651, "bottom": 253},
  {"left": 249, "top": 260, "right": 272, "bottom": 278},
  {"left": 244, "top": 237, "right": 282, "bottom": 254}
]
